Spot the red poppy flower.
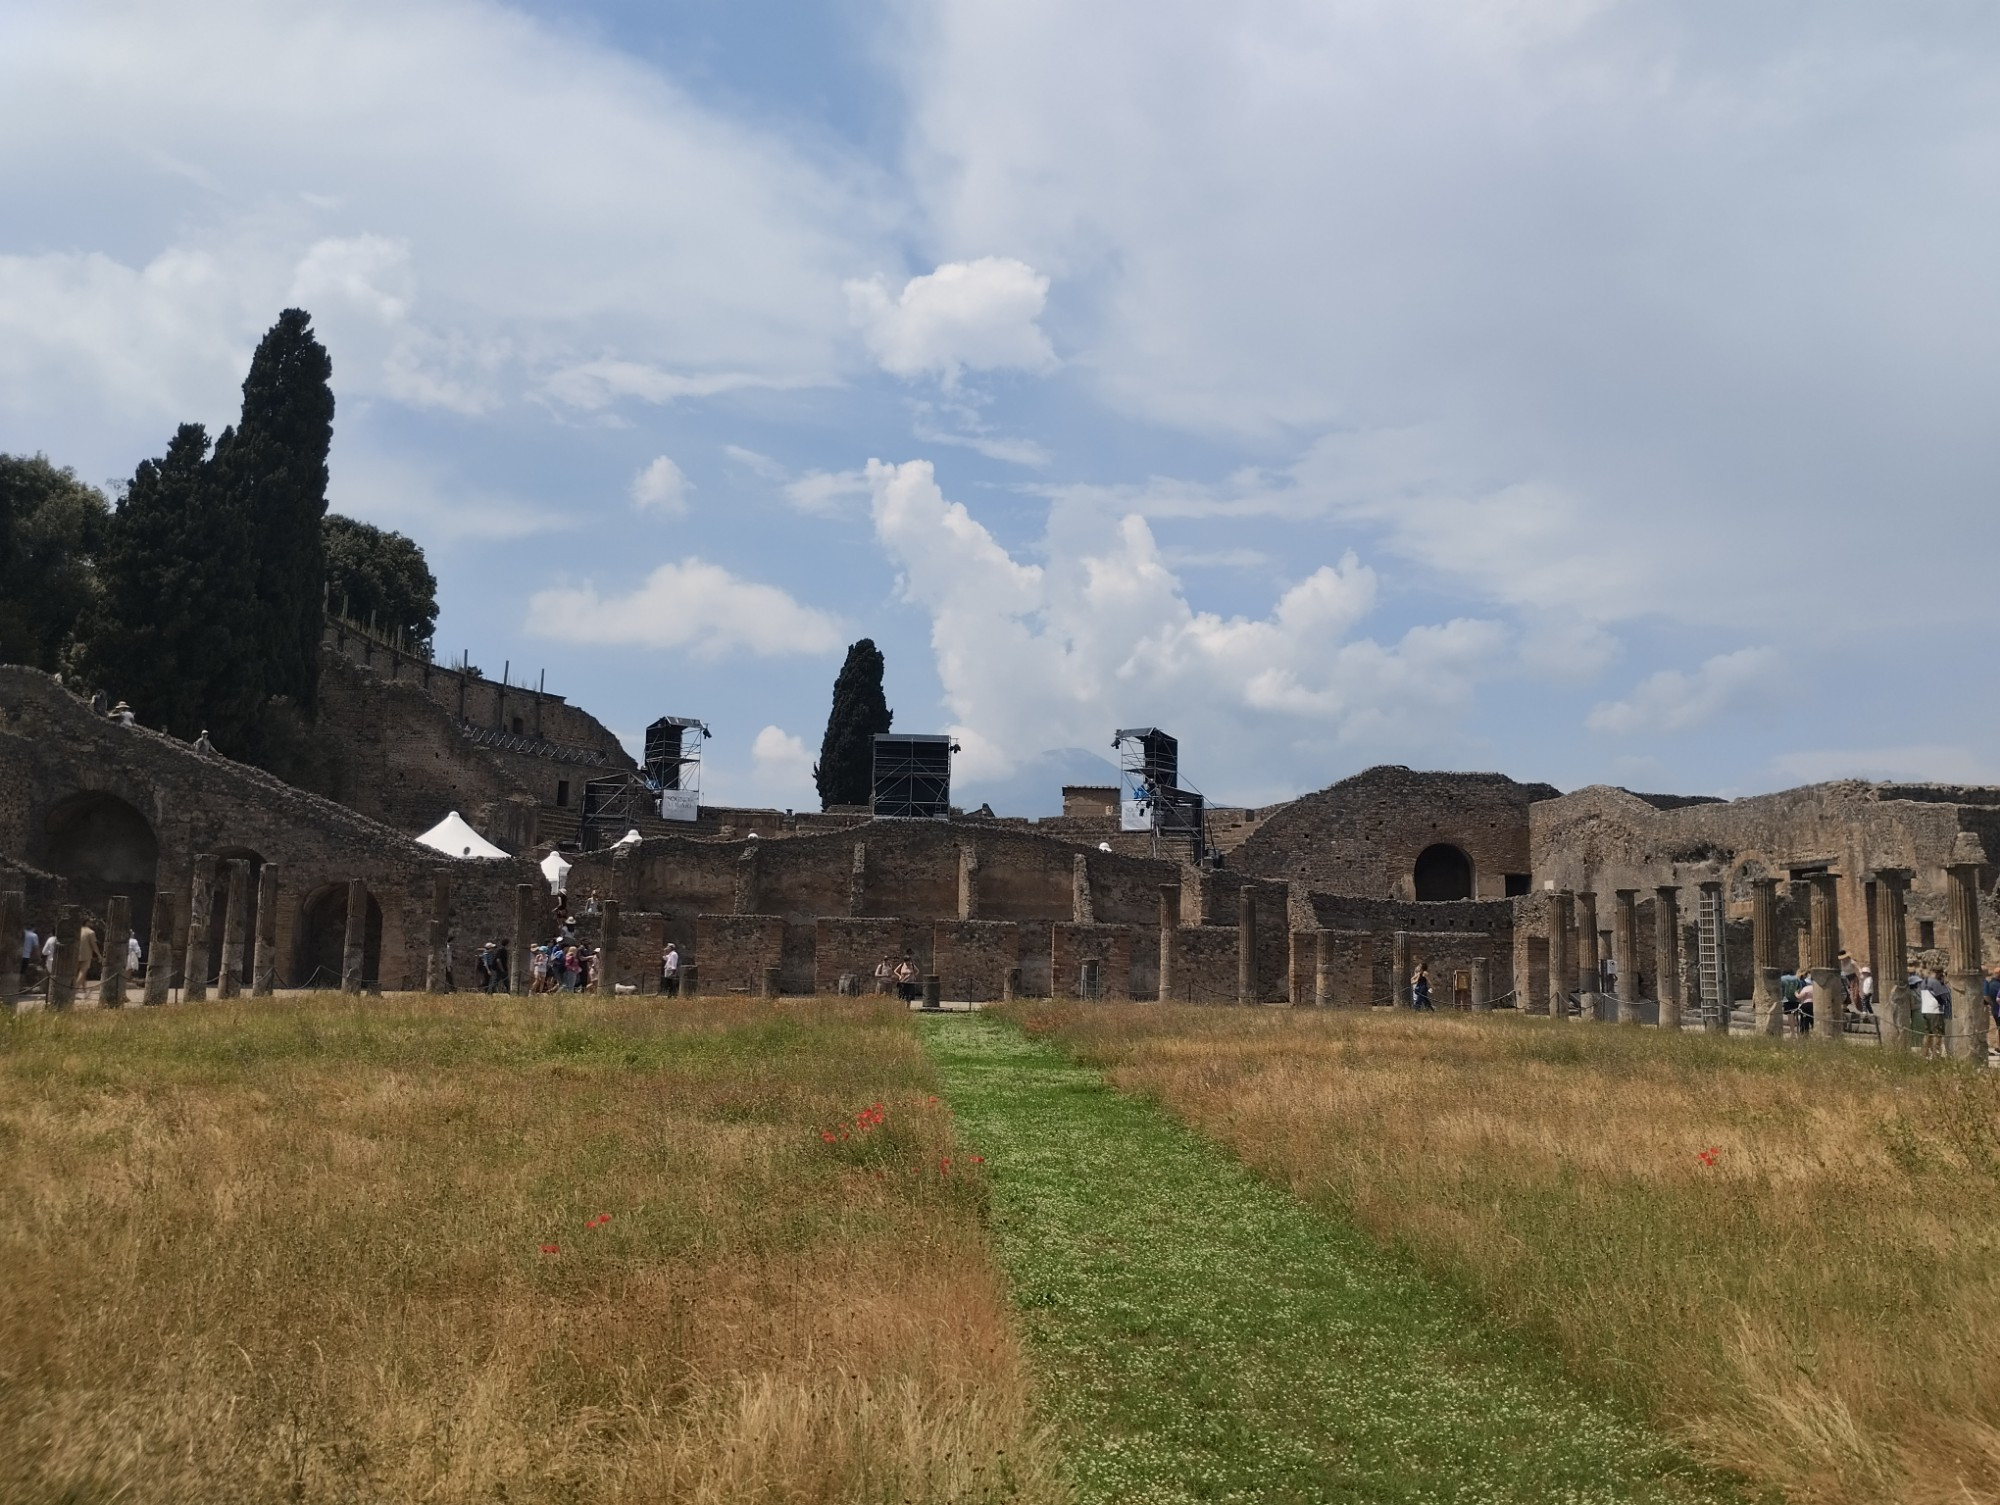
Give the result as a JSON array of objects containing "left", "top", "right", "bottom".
[
  {"left": 539, "top": 1244, "right": 559, "bottom": 1254},
  {"left": 822, "top": 1131, "right": 836, "bottom": 1143},
  {"left": 969, "top": 1155, "right": 985, "bottom": 1164}
]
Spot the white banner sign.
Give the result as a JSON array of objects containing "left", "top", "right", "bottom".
[
  {"left": 1120, "top": 799, "right": 1152, "bottom": 832},
  {"left": 658, "top": 790, "right": 699, "bottom": 822}
]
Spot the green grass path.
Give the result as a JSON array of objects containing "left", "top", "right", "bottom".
[{"left": 923, "top": 1015, "right": 1744, "bottom": 1505}]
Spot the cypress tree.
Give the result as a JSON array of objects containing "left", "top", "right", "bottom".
[
  {"left": 213, "top": 308, "right": 334, "bottom": 717},
  {"left": 814, "top": 639, "right": 893, "bottom": 809}
]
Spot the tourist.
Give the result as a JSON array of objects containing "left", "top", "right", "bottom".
[
  {"left": 874, "top": 954, "right": 894, "bottom": 996},
  {"left": 530, "top": 943, "right": 549, "bottom": 993},
  {"left": 1778, "top": 968, "right": 1800, "bottom": 1032},
  {"left": 1857, "top": 965, "right": 1875, "bottom": 1016},
  {"left": 1985, "top": 965, "right": 2000, "bottom": 1056},
  {"left": 583, "top": 890, "right": 601, "bottom": 918},
  {"left": 111, "top": 701, "right": 135, "bottom": 727},
  {"left": 1410, "top": 962, "right": 1434, "bottom": 1011},
  {"left": 1838, "top": 949, "right": 1860, "bottom": 1014},
  {"left": 478, "top": 940, "right": 499, "bottom": 992},
  {"left": 126, "top": 932, "right": 141, "bottom": 977},
  {"left": 563, "top": 945, "right": 582, "bottom": 991},
  {"left": 21, "top": 923, "right": 39, "bottom": 988},
  {"left": 661, "top": 942, "right": 680, "bottom": 996},
  {"left": 493, "top": 939, "right": 510, "bottom": 991},
  {"left": 192, "top": 728, "right": 214, "bottom": 755},
  {"left": 1796, "top": 974, "right": 1815, "bottom": 1035},
  {"left": 894, "top": 953, "right": 918, "bottom": 1004},
  {"left": 1916, "top": 966, "right": 1949, "bottom": 1059},
  {"left": 41, "top": 930, "right": 57, "bottom": 991},
  {"left": 76, "top": 918, "right": 99, "bottom": 985}
]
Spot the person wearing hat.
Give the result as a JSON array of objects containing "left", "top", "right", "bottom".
[{"left": 111, "top": 701, "right": 135, "bottom": 727}]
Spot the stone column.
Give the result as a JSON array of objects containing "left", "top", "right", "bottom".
[
  {"left": 183, "top": 856, "right": 214, "bottom": 1002},
  {"left": 1003, "top": 966, "right": 1021, "bottom": 1002},
  {"left": 252, "top": 866, "right": 278, "bottom": 996},
  {"left": 341, "top": 879, "right": 368, "bottom": 994},
  {"left": 1237, "top": 888, "right": 1258, "bottom": 1005},
  {"left": 611, "top": 847, "right": 638, "bottom": 908},
  {"left": 0, "top": 889, "right": 22, "bottom": 1011},
  {"left": 215, "top": 860, "right": 249, "bottom": 998},
  {"left": 1157, "top": 884, "right": 1177, "bottom": 1003},
  {"left": 598, "top": 899, "right": 621, "bottom": 994},
  {"left": 49, "top": 906, "right": 80, "bottom": 1010},
  {"left": 957, "top": 844, "right": 980, "bottom": 921},
  {"left": 511, "top": 883, "right": 534, "bottom": 995},
  {"left": 1314, "top": 929, "right": 1332, "bottom": 1008},
  {"left": 1806, "top": 873, "right": 1842, "bottom": 1044},
  {"left": 1548, "top": 892, "right": 1574, "bottom": 1020},
  {"left": 1391, "top": 929, "right": 1411, "bottom": 1009},
  {"left": 1072, "top": 853, "right": 1095, "bottom": 924},
  {"left": 144, "top": 890, "right": 176, "bottom": 1005},
  {"left": 426, "top": 875, "right": 451, "bottom": 993},
  {"left": 1470, "top": 956, "right": 1491, "bottom": 1012},
  {"left": 1612, "top": 889, "right": 1640, "bottom": 1024},
  {"left": 1874, "top": 871, "right": 1913, "bottom": 1051},
  {"left": 848, "top": 842, "right": 868, "bottom": 917},
  {"left": 1943, "top": 836, "right": 1987, "bottom": 1063},
  {"left": 1749, "top": 877, "right": 1782, "bottom": 1035},
  {"left": 98, "top": 894, "right": 130, "bottom": 1007},
  {"left": 1575, "top": 890, "right": 1601, "bottom": 1021},
  {"left": 1654, "top": 886, "right": 1682, "bottom": 1031}
]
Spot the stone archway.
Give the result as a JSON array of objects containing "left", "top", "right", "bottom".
[
  {"left": 1414, "top": 843, "right": 1473, "bottom": 902},
  {"left": 40, "top": 790, "right": 159, "bottom": 953},
  {"left": 295, "top": 883, "right": 382, "bottom": 988}
]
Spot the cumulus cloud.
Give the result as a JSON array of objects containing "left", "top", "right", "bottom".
[
  {"left": 630, "top": 455, "right": 691, "bottom": 514},
  {"left": 1586, "top": 648, "right": 1780, "bottom": 737},
  {"left": 868, "top": 458, "right": 1504, "bottom": 786},
  {"left": 524, "top": 559, "right": 846, "bottom": 658},
  {"left": 751, "top": 725, "right": 815, "bottom": 791},
  {"left": 783, "top": 468, "right": 870, "bottom": 515},
  {"left": 846, "top": 258, "right": 1057, "bottom": 383}
]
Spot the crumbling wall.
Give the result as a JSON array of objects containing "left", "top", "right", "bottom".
[
  {"left": 932, "top": 920, "right": 1019, "bottom": 1002},
  {"left": 1051, "top": 923, "right": 1133, "bottom": 1000},
  {"left": 693, "top": 915, "right": 785, "bottom": 993}
]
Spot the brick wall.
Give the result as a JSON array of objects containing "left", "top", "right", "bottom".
[
  {"left": 1236, "top": 766, "right": 1556, "bottom": 900},
  {"left": 1051, "top": 923, "right": 1133, "bottom": 999},
  {"left": 814, "top": 918, "right": 917, "bottom": 993},
  {"left": 1165, "top": 925, "right": 1239, "bottom": 1004},
  {"left": 931, "top": 920, "right": 1019, "bottom": 1002},
  {"left": 693, "top": 915, "right": 785, "bottom": 993}
]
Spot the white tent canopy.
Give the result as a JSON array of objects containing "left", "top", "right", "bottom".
[
  {"left": 415, "top": 811, "right": 509, "bottom": 860},
  {"left": 540, "top": 849, "right": 572, "bottom": 894}
]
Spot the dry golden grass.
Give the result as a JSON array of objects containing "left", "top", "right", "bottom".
[
  {"left": 0, "top": 995, "right": 1063, "bottom": 1504},
  {"left": 1013, "top": 1004, "right": 2000, "bottom": 1505}
]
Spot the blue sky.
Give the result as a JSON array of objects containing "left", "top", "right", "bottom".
[{"left": 5, "top": 1, "right": 2000, "bottom": 814}]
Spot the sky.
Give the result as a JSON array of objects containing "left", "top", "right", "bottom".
[{"left": 4, "top": 0, "right": 1999, "bottom": 814}]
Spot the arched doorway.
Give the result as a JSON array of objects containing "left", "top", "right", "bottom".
[
  {"left": 40, "top": 791, "right": 159, "bottom": 964},
  {"left": 1414, "top": 843, "right": 1473, "bottom": 902},
  {"left": 203, "top": 849, "right": 265, "bottom": 987},
  {"left": 295, "top": 883, "right": 382, "bottom": 989}
]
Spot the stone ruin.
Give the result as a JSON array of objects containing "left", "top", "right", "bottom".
[{"left": 2, "top": 642, "right": 1994, "bottom": 1061}]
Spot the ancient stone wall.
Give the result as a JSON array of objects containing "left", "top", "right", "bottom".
[
  {"left": 1236, "top": 766, "right": 1556, "bottom": 900},
  {"left": 1051, "top": 923, "right": 1133, "bottom": 999},
  {"left": 693, "top": 915, "right": 785, "bottom": 993},
  {"left": 932, "top": 920, "right": 1020, "bottom": 1002}
]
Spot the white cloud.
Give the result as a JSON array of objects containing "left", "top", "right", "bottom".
[
  {"left": 1769, "top": 746, "right": 2000, "bottom": 787},
  {"left": 723, "top": 444, "right": 789, "bottom": 481},
  {"left": 783, "top": 468, "right": 870, "bottom": 516},
  {"left": 846, "top": 258, "right": 1057, "bottom": 383},
  {"left": 523, "top": 558, "right": 846, "bottom": 658},
  {"left": 751, "top": 725, "right": 815, "bottom": 792},
  {"left": 630, "top": 455, "right": 691, "bottom": 514},
  {"left": 0, "top": 0, "right": 889, "bottom": 472},
  {"left": 328, "top": 448, "right": 567, "bottom": 543},
  {"left": 1586, "top": 648, "right": 1780, "bottom": 736},
  {"left": 868, "top": 458, "right": 1505, "bottom": 784}
]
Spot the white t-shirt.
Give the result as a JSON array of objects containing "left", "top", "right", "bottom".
[
  {"left": 662, "top": 949, "right": 679, "bottom": 975},
  {"left": 42, "top": 935, "right": 57, "bottom": 962},
  {"left": 1919, "top": 987, "right": 1942, "bottom": 1015},
  {"left": 127, "top": 937, "right": 142, "bottom": 972}
]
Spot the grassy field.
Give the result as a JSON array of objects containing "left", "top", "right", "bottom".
[
  {"left": 0, "top": 995, "right": 1063, "bottom": 1505},
  {"left": 1007, "top": 1003, "right": 2000, "bottom": 1505},
  {"left": 924, "top": 1014, "right": 1740, "bottom": 1504}
]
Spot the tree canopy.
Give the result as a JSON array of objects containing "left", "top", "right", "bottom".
[
  {"left": 324, "top": 514, "right": 439, "bottom": 650},
  {"left": 814, "top": 638, "right": 893, "bottom": 809},
  {"left": 0, "top": 455, "right": 110, "bottom": 673}
]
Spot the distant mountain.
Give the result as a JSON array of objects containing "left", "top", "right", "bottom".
[{"left": 955, "top": 747, "right": 1123, "bottom": 819}]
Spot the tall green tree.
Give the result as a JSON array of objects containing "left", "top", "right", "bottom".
[
  {"left": 80, "top": 424, "right": 263, "bottom": 740},
  {"left": 814, "top": 638, "right": 893, "bottom": 809},
  {"left": 213, "top": 307, "right": 335, "bottom": 716},
  {"left": 0, "top": 454, "right": 110, "bottom": 672},
  {"left": 323, "top": 513, "right": 438, "bottom": 650}
]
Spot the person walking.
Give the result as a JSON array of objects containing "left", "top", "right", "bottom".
[
  {"left": 1778, "top": 968, "right": 1801, "bottom": 1034},
  {"left": 75, "top": 919, "right": 100, "bottom": 986},
  {"left": 21, "top": 924, "right": 39, "bottom": 989},
  {"left": 563, "top": 945, "right": 582, "bottom": 992},
  {"left": 1858, "top": 965, "right": 1876, "bottom": 1017},
  {"left": 126, "top": 931, "right": 142, "bottom": 978},
  {"left": 1796, "top": 974, "right": 1816, "bottom": 1036},
  {"left": 661, "top": 942, "right": 680, "bottom": 997},
  {"left": 874, "top": 954, "right": 894, "bottom": 997},
  {"left": 1838, "top": 950, "right": 1861, "bottom": 1016},
  {"left": 1410, "top": 962, "right": 1434, "bottom": 1012},
  {"left": 1916, "top": 966, "right": 1950, "bottom": 1059},
  {"left": 492, "top": 940, "right": 510, "bottom": 993}
]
